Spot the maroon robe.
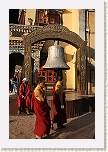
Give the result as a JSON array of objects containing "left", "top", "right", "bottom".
[
  {"left": 17, "top": 83, "right": 31, "bottom": 108},
  {"left": 32, "top": 93, "right": 51, "bottom": 137},
  {"left": 52, "top": 84, "right": 67, "bottom": 128}
]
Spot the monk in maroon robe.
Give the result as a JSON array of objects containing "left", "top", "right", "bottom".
[
  {"left": 32, "top": 78, "right": 51, "bottom": 139},
  {"left": 51, "top": 76, "right": 67, "bottom": 129},
  {"left": 17, "top": 78, "right": 31, "bottom": 115}
]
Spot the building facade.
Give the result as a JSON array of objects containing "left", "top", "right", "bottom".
[{"left": 9, "top": 9, "right": 95, "bottom": 94}]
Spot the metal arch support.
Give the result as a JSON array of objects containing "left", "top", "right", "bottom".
[{"left": 23, "top": 24, "right": 87, "bottom": 94}]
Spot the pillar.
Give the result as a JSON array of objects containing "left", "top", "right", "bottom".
[
  {"left": 24, "top": 42, "right": 32, "bottom": 85},
  {"left": 77, "top": 42, "right": 87, "bottom": 95}
]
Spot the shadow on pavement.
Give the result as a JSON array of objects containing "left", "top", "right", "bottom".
[{"left": 45, "top": 112, "right": 95, "bottom": 139}]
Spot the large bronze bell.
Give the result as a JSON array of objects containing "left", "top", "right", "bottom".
[{"left": 43, "top": 41, "right": 70, "bottom": 70}]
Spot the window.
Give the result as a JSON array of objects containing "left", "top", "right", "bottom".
[
  {"left": 38, "top": 12, "right": 44, "bottom": 24},
  {"left": 39, "top": 69, "right": 56, "bottom": 83},
  {"left": 38, "top": 11, "right": 60, "bottom": 25},
  {"left": 48, "top": 14, "right": 60, "bottom": 24}
]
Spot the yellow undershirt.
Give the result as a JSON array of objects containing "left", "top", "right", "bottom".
[
  {"left": 34, "top": 85, "right": 44, "bottom": 101},
  {"left": 55, "top": 81, "right": 64, "bottom": 95}
]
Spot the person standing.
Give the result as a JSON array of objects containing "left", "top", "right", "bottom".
[
  {"left": 17, "top": 78, "right": 31, "bottom": 115},
  {"left": 32, "top": 77, "right": 51, "bottom": 139},
  {"left": 9, "top": 78, "right": 13, "bottom": 93},
  {"left": 51, "top": 76, "right": 67, "bottom": 129},
  {"left": 12, "top": 75, "right": 18, "bottom": 93}
]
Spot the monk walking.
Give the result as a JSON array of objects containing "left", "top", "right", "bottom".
[{"left": 32, "top": 77, "right": 51, "bottom": 139}]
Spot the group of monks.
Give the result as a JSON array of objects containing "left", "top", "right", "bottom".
[{"left": 17, "top": 76, "right": 67, "bottom": 139}]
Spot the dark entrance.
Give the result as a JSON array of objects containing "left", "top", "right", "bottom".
[
  {"left": 9, "top": 9, "right": 19, "bottom": 24},
  {"left": 9, "top": 53, "right": 24, "bottom": 79}
]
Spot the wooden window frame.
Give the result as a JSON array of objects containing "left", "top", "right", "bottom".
[
  {"left": 47, "top": 14, "right": 60, "bottom": 24},
  {"left": 38, "top": 11, "right": 60, "bottom": 25},
  {"left": 39, "top": 69, "right": 56, "bottom": 83}
]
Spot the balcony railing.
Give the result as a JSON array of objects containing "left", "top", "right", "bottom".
[
  {"left": 9, "top": 23, "right": 43, "bottom": 37},
  {"left": 9, "top": 23, "right": 45, "bottom": 52}
]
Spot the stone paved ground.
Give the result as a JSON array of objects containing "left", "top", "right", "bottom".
[
  {"left": 9, "top": 112, "right": 95, "bottom": 139},
  {"left": 9, "top": 92, "right": 95, "bottom": 139}
]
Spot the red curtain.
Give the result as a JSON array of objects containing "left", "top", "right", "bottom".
[{"left": 18, "top": 10, "right": 26, "bottom": 25}]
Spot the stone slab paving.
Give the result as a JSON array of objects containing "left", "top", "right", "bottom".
[{"left": 9, "top": 112, "right": 95, "bottom": 139}]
